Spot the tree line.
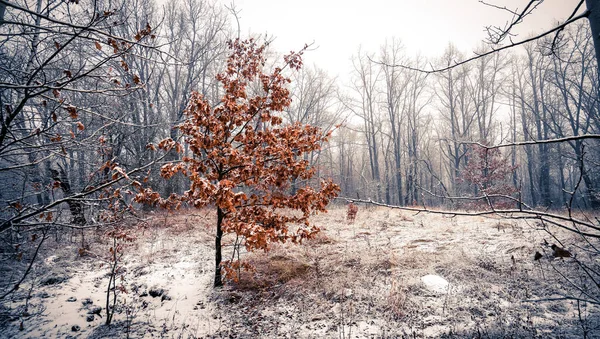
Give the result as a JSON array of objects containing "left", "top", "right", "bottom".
[
  {"left": 333, "top": 23, "right": 600, "bottom": 211},
  {"left": 1, "top": 0, "right": 599, "bottom": 238}
]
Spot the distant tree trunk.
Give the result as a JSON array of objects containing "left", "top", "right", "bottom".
[
  {"left": 557, "top": 144, "right": 568, "bottom": 203},
  {"left": 379, "top": 39, "right": 407, "bottom": 205},
  {"left": 394, "top": 141, "right": 403, "bottom": 204},
  {"left": 586, "top": 0, "right": 600, "bottom": 80},
  {"left": 338, "top": 135, "right": 352, "bottom": 195},
  {"left": 351, "top": 50, "right": 382, "bottom": 201},
  {"left": 50, "top": 167, "right": 86, "bottom": 225},
  {"left": 404, "top": 69, "right": 427, "bottom": 205},
  {"left": 435, "top": 44, "right": 473, "bottom": 197},
  {"left": 524, "top": 47, "right": 551, "bottom": 207},
  {"left": 515, "top": 63, "right": 538, "bottom": 206},
  {"left": 385, "top": 182, "right": 391, "bottom": 204},
  {"left": 510, "top": 83, "right": 519, "bottom": 200},
  {"left": 382, "top": 140, "right": 393, "bottom": 205},
  {"left": 574, "top": 141, "right": 600, "bottom": 208}
]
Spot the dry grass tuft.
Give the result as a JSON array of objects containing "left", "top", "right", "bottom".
[
  {"left": 233, "top": 251, "right": 312, "bottom": 291},
  {"left": 386, "top": 279, "right": 409, "bottom": 319},
  {"left": 395, "top": 249, "right": 438, "bottom": 270},
  {"left": 399, "top": 213, "right": 414, "bottom": 222},
  {"left": 493, "top": 221, "right": 515, "bottom": 231},
  {"left": 306, "top": 231, "right": 336, "bottom": 245}
]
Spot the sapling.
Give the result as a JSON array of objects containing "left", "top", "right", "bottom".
[
  {"left": 104, "top": 227, "right": 135, "bottom": 326},
  {"left": 135, "top": 38, "right": 339, "bottom": 287}
]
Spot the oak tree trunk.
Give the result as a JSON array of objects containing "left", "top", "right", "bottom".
[{"left": 214, "top": 207, "right": 224, "bottom": 287}]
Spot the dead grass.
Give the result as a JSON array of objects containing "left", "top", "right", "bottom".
[
  {"left": 233, "top": 252, "right": 313, "bottom": 291},
  {"left": 399, "top": 213, "right": 414, "bottom": 222},
  {"left": 306, "top": 230, "right": 336, "bottom": 245}
]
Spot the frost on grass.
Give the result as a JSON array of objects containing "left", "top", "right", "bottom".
[{"left": 0, "top": 207, "right": 599, "bottom": 338}]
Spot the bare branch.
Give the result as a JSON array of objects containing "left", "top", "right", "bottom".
[
  {"left": 458, "top": 134, "right": 600, "bottom": 149},
  {"left": 336, "top": 197, "right": 600, "bottom": 237},
  {"left": 481, "top": 0, "right": 543, "bottom": 44},
  {"left": 370, "top": 10, "right": 590, "bottom": 74},
  {"left": 548, "top": 0, "right": 586, "bottom": 56}
]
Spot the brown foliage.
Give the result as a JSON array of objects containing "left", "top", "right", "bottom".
[
  {"left": 135, "top": 39, "right": 340, "bottom": 285},
  {"left": 459, "top": 144, "right": 518, "bottom": 210}
]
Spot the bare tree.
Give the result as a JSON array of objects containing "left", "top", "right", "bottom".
[
  {"left": 547, "top": 22, "right": 600, "bottom": 208},
  {"left": 515, "top": 42, "right": 553, "bottom": 206},
  {"left": 401, "top": 56, "right": 430, "bottom": 205},
  {"left": 379, "top": 39, "right": 409, "bottom": 204},
  {"left": 284, "top": 65, "right": 343, "bottom": 192},
  {"left": 347, "top": 48, "right": 383, "bottom": 201},
  {"left": 0, "top": 0, "right": 233, "bottom": 304},
  {"left": 0, "top": 0, "right": 159, "bottom": 233},
  {"left": 468, "top": 44, "right": 508, "bottom": 143},
  {"left": 434, "top": 44, "right": 475, "bottom": 196},
  {"left": 160, "top": 0, "right": 229, "bottom": 195}
]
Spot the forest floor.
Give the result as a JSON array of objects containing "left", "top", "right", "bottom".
[{"left": 0, "top": 205, "right": 599, "bottom": 338}]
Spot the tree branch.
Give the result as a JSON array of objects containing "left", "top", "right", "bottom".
[
  {"left": 458, "top": 134, "right": 600, "bottom": 149},
  {"left": 336, "top": 197, "right": 600, "bottom": 236},
  {"left": 370, "top": 10, "right": 590, "bottom": 74}
]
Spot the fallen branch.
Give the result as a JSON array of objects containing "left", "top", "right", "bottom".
[{"left": 335, "top": 197, "right": 600, "bottom": 237}]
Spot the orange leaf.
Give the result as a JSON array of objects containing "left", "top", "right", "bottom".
[{"left": 66, "top": 105, "right": 78, "bottom": 119}]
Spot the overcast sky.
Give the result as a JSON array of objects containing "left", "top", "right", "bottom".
[{"left": 232, "top": 0, "right": 584, "bottom": 78}]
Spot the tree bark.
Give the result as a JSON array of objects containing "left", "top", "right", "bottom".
[
  {"left": 587, "top": 0, "right": 600, "bottom": 80},
  {"left": 49, "top": 167, "right": 86, "bottom": 225},
  {"left": 214, "top": 207, "right": 224, "bottom": 287}
]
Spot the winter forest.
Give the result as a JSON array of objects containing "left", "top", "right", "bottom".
[{"left": 2, "top": 0, "right": 600, "bottom": 338}]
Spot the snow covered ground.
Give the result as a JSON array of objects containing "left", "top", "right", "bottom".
[{"left": 1, "top": 206, "right": 598, "bottom": 338}]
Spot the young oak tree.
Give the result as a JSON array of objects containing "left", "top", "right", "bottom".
[
  {"left": 460, "top": 143, "right": 518, "bottom": 210},
  {"left": 135, "top": 39, "right": 340, "bottom": 287}
]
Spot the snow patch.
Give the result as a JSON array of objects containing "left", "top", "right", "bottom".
[{"left": 421, "top": 274, "right": 449, "bottom": 294}]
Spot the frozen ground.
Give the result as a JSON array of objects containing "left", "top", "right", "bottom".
[{"left": 0, "top": 206, "right": 599, "bottom": 338}]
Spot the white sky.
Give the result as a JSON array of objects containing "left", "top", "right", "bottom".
[{"left": 232, "top": 0, "right": 583, "bottom": 78}]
